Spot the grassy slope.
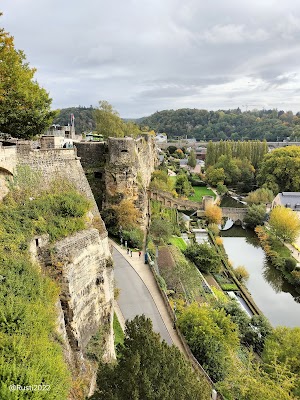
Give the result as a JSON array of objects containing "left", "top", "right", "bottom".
[{"left": 188, "top": 186, "right": 216, "bottom": 202}]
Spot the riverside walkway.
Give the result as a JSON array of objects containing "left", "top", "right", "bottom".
[{"left": 111, "top": 240, "right": 185, "bottom": 350}]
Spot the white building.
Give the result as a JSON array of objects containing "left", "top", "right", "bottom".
[{"left": 155, "top": 133, "right": 168, "bottom": 143}]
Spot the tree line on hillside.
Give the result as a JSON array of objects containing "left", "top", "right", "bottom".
[{"left": 139, "top": 108, "right": 300, "bottom": 141}]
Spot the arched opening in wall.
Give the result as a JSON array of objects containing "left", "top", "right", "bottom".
[
  {"left": 94, "top": 171, "right": 103, "bottom": 179},
  {"left": 121, "top": 149, "right": 128, "bottom": 153}
]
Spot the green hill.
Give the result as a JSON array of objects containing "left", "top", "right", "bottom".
[
  {"left": 53, "top": 106, "right": 96, "bottom": 134},
  {"left": 139, "top": 108, "right": 300, "bottom": 141}
]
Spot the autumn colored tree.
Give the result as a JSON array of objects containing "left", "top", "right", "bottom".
[
  {"left": 204, "top": 204, "right": 223, "bottom": 225},
  {"left": 112, "top": 199, "right": 140, "bottom": 229},
  {"left": 0, "top": 16, "right": 55, "bottom": 138},
  {"left": 269, "top": 206, "right": 300, "bottom": 242},
  {"left": 234, "top": 265, "right": 249, "bottom": 283}
]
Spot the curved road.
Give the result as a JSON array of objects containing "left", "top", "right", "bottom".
[{"left": 113, "top": 247, "right": 172, "bottom": 344}]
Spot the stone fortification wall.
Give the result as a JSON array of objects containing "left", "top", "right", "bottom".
[
  {"left": 75, "top": 142, "right": 108, "bottom": 170},
  {"left": 16, "top": 144, "right": 104, "bottom": 226},
  {"left": 104, "top": 134, "right": 158, "bottom": 226}
]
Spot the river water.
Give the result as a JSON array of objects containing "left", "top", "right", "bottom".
[{"left": 221, "top": 227, "right": 300, "bottom": 327}]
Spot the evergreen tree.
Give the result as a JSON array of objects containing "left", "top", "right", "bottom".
[{"left": 91, "top": 315, "right": 210, "bottom": 400}]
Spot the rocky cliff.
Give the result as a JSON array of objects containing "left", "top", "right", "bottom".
[{"left": 104, "top": 134, "right": 158, "bottom": 227}]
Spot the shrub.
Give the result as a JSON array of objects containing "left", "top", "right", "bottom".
[
  {"left": 284, "top": 257, "right": 297, "bottom": 272},
  {"left": 184, "top": 243, "right": 222, "bottom": 274}
]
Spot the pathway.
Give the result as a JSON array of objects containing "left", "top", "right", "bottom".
[{"left": 111, "top": 240, "right": 185, "bottom": 351}]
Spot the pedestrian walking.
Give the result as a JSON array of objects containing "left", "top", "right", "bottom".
[
  {"left": 125, "top": 240, "right": 127, "bottom": 248},
  {"left": 130, "top": 249, "right": 133, "bottom": 257},
  {"left": 127, "top": 248, "right": 129, "bottom": 255},
  {"left": 138, "top": 250, "right": 141, "bottom": 258},
  {"left": 120, "top": 237, "right": 123, "bottom": 246}
]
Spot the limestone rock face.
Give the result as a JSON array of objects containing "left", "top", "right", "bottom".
[
  {"left": 43, "top": 229, "right": 115, "bottom": 360},
  {"left": 104, "top": 134, "right": 158, "bottom": 227}
]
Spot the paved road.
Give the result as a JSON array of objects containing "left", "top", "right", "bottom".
[{"left": 113, "top": 247, "right": 172, "bottom": 344}]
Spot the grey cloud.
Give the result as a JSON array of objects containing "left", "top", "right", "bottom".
[{"left": 2, "top": 0, "right": 300, "bottom": 116}]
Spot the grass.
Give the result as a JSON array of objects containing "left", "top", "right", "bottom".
[
  {"left": 188, "top": 186, "right": 216, "bottom": 202},
  {"left": 113, "top": 312, "right": 124, "bottom": 349},
  {"left": 169, "top": 236, "right": 187, "bottom": 251}
]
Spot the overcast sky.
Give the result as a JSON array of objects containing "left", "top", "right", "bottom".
[{"left": 2, "top": 0, "right": 300, "bottom": 117}]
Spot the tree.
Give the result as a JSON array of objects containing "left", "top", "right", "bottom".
[
  {"left": 184, "top": 243, "right": 221, "bottom": 273},
  {"left": 246, "top": 188, "right": 274, "bottom": 205},
  {"left": 178, "top": 303, "right": 239, "bottom": 382},
  {"left": 187, "top": 149, "right": 197, "bottom": 169},
  {"left": 269, "top": 206, "right": 300, "bottom": 242},
  {"left": 216, "top": 182, "right": 228, "bottom": 196},
  {"left": 234, "top": 265, "right": 249, "bottom": 283},
  {"left": 92, "top": 315, "right": 210, "bottom": 400},
  {"left": 175, "top": 173, "right": 193, "bottom": 197},
  {"left": 204, "top": 204, "right": 222, "bottom": 225},
  {"left": 205, "top": 167, "right": 225, "bottom": 187},
  {"left": 112, "top": 199, "right": 140, "bottom": 230},
  {"left": 94, "top": 100, "right": 125, "bottom": 138},
  {"left": 217, "top": 350, "right": 297, "bottom": 400},
  {"left": 257, "top": 146, "right": 300, "bottom": 192},
  {"left": 150, "top": 217, "right": 173, "bottom": 243},
  {"left": 262, "top": 326, "right": 300, "bottom": 397},
  {"left": 244, "top": 204, "right": 266, "bottom": 228},
  {"left": 0, "top": 18, "right": 55, "bottom": 138}
]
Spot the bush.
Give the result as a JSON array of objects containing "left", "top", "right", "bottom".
[
  {"left": 184, "top": 243, "right": 222, "bottom": 274},
  {"left": 284, "top": 257, "right": 297, "bottom": 272}
]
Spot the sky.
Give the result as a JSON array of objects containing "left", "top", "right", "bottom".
[{"left": 2, "top": 0, "right": 300, "bottom": 118}]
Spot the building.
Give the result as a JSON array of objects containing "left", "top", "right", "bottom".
[
  {"left": 272, "top": 192, "right": 300, "bottom": 211},
  {"left": 155, "top": 133, "right": 168, "bottom": 143}
]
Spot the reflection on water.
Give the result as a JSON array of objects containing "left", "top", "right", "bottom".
[{"left": 221, "top": 226, "right": 300, "bottom": 327}]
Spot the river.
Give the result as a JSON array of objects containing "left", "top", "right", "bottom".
[{"left": 221, "top": 227, "right": 300, "bottom": 327}]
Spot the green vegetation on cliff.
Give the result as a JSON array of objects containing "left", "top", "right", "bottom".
[{"left": 0, "top": 167, "right": 91, "bottom": 400}]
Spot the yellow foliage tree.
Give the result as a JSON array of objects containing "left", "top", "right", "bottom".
[
  {"left": 269, "top": 206, "right": 300, "bottom": 243},
  {"left": 205, "top": 204, "right": 223, "bottom": 225},
  {"left": 113, "top": 199, "right": 140, "bottom": 230}
]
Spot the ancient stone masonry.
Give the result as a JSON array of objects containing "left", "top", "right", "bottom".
[
  {"left": 104, "top": 134, "right": 158, "bottom": 227},
  {"left": 10, "top": 138, "right": 114, "bottom": 367}
]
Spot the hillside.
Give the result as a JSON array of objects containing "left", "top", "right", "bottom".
[
  {"left": 139, "top": 108, "right": 300, "bottom": 141},
  {"left": 53, "top": 106, "right": 96, "bottom": 133}
]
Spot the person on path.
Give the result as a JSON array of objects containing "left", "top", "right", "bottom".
[
  {"left": 138, "top": 250, "right": 141, "bottom": 258},
  {"left": 130, "top": 249, "right": 133, "bottom": 257},
  {"left": 127, "top": 248, "right": 129, "bottom": 255},
  {"left": 125, "top": 240, "right": 127, "bottom": 248}
]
